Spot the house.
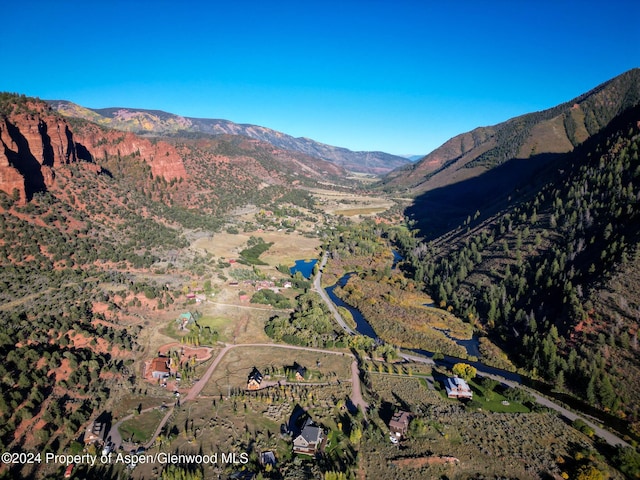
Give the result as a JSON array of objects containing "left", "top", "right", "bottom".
[
  {"left": 256, "top": 280, "right": 275, "bottom": 291},
  {"left": 389, "top": 411, "right": 412, "bottom": 439},
  {"left": 176, "top": 312, "right": 196, "bottom": 331},
  {"left": 84, "top": 420, "right": 107, "bottom": 445},
  {"left": 293, "top": 418, "right": 324, "bottom": 456},
  {"left": 295, "top": 365, "right": 307, "bottom": 381},
  {"left": 285, "top": 362, "right": 307, "bottom": 381},
  {"left": 444, "top": 376, "right": 473, "bottom": 399},
  {"left": 259, "top": 451, "right": 276, "bottom": 467},
  {"left": 150, "top": 357, "right": 170, "bottom": 379},
  {"left": 247, "top": 367, "right": 263, "bottom": 390}
]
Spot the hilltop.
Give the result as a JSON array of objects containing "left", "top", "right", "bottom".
[{"left": 382, "top": 68, "right": 640, "bottom": 235}]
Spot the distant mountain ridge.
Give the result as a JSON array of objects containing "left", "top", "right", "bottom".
[
  {"left": 382, "top": 68, "right": 640, "bottom": 194},
  {"left": 47, "top": 101, "right": 410, "bottom": 175}
]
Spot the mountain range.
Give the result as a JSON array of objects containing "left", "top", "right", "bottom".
[
  {"left": 47, "top": 100, "right": 411, "bottom": 175},
  {"left": 384, "top": 68, "right": 640, "bottom": 238},
  {"left": 383, "top": 68, "right": 640, "bottom": 196}
]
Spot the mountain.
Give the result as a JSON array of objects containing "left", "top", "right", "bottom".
[
  {"left": 47, "top": 101, "right": 411, "bottom": 175},
  {"left": 382, "top": 68, "right": 640, "bottom": 196},
  {"left": 391, "top": 72, "right": 640, "bottom": 435},
  {"left": 0, "top": 95, "right": 351, "bottom": 209}
]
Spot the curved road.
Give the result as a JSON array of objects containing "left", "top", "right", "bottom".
[{"left": 313, "top": 252, "right": 629, "bottom": 448}]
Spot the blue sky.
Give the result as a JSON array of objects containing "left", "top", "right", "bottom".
[{"left": 4, "top": 0, "right": 639, "bottom": 155}]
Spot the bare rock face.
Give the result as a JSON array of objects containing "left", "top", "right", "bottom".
[
  {"left": 0, "top": 99, "right": 186, "bottom": 202},
  {"left": 0, "top": 101, "right": 77, "bottom": 201},
  {"left": 72, "top": 126, "right": 187, "bottom": 181},
  {"left": 0, "top": 159, "right": 25, "bottom": 202}
]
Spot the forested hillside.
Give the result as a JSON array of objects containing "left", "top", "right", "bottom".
[
  {"left": 383, "top": 69, "right": 640, "bottom": 238},
  {"left": 397, "top": 106, "right": 640, "bottom": 434}
]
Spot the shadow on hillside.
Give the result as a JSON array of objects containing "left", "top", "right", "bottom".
[
  {"left": 4, "top": 120, "right": 48, "bottom": 201},
  {"left": 405, "top": 152, "right": 566, "bottom": 240}
]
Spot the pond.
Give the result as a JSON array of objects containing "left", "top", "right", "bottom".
[{"left": 289, "top": 259, "right": 318, "bottom": 279}]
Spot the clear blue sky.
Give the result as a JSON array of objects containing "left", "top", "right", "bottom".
[{"left": 3, "top": 0, "right": 639, "bottom": 156}]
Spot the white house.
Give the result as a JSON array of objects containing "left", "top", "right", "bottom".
[{"left": 444, "top": 376, "right": 473, "bottom": 399}]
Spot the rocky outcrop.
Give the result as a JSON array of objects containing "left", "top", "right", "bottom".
[
  {"left": 72, "top": 126, "right": 187, "bottom": 181},
  {"left": 0, "top": 159, "right": 25, "bottom": 202},
  {"left": 0, "top": 101, "right": 78, "bottom": 201},
  {"left": 0, "top": 99, "right": 186, "bottom": 202}
]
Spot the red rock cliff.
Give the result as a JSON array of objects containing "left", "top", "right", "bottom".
[
  {"left": 0, "top": 101, "right": 79, "bottom": 202},
  {"left": 0, "top": 99, "right": 186, "bottom": 202},
  {"left": 73, "top": 125, "right": 187, "bottom": 181}
]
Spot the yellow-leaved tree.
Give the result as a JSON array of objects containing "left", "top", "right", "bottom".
[{"left": 452, "top": 362, "right": 477, "bottom": 381}]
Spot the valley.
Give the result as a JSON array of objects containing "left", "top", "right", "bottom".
[{"left": 1, "top": 70, "right": 640, "bottom": 480}]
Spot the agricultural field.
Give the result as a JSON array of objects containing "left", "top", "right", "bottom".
[
  {"left": 368, "top": 371, "right": 442, "bottom": 408},
  {"left": 193, "top": 229, "right": 321, "bottom": 267},
  {"left": 308, "top": 187, "right": 395, "bottom": 218}
]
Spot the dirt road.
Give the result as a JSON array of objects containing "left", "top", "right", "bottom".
[{"left": 113, "top": 342, "right": 368, "bottom": 450}]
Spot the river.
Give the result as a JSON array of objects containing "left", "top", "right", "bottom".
[
  {"left": 324, "top": 273, "right": 377, "bottom": 338},
  {"left": 325, "top": 271, "right": 521, "bottom": 382},
  {"left": 314, "top": 253, "right": 630, "bottom": 447}
]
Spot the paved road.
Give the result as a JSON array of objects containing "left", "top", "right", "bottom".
[
  {"left": 313, "top": 252, "right": 356, "bottom": 335},
  {"left": 313, "top": 251, "right": 630, "bottom": 449}
]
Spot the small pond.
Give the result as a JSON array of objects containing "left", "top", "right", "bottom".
[{"left": 289, "top": 259, "right": 318, "bottom": 279}]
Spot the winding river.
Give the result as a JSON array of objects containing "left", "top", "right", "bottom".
[{"left": 313, "top": 252, "right": 631, "bottom": 447}]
